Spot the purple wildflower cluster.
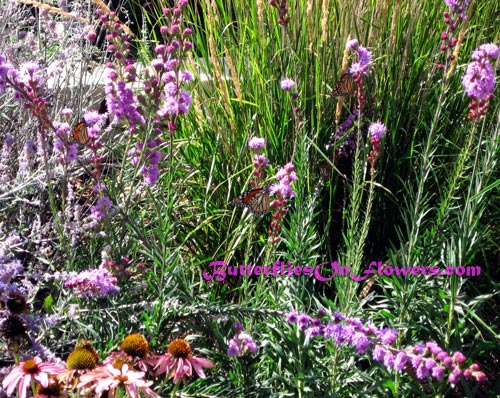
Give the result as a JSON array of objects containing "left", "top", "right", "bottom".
[
  {"left": 269, "top": 162, "right": 297, "bottom": 244},
  {"left": 154, "top": 1, "right": 194, "bottom": 127},
  {"left": 367, "top": 121, "right": 387, "bottom": 169},
  {"left": 346, "top": 39, "right": 372, "bottom": 78},
  {"left": 0, "top": 56, "right": 39, "bottom": 97},
  {"left": 344, "top": 38, "right": 372, "bottom": 114},
  {"left": 324, "top": 39, "right": 374, "bottom": 167},
  {"left": 63, "top": 267, "right": 120, "bottom": 299},
  {"left": 0, "top": 233, "right": 24, "bottom": 303},
  {"left": 0, "top": 234, "right": 62, "bottom": 362},
  {"left": 0, "top": 56, "right": 54, "bottom": 152},
  {"left": 54, "top": 122, "right": 78, "bottom": 164},
  {"left": 285, "top": 310, "right": 486, "bottom": 388},
  {"left": 101, "top": 0, "right": 193, "bottom": 186},
  {"left": 280, "top": 77, "right": 304, "bottom": 130},
  {"left": 461, "top": 43, "right": 499, "bottom": 122},
  {"left": 443, "top": 0, "right": 470, "bottom": 27},
  {"left": 248, "top": 136, "right": 269, "bottom": 188},
  {"left": 280, "top": 78, "right": 296, "bottom": 92},
  {"left": 439, "top": 0, "right": 470, "bottom": 70},
  {"left": 56, "top": 247, "right": 134, "bottom": 298},
  {"left": 326, "top": 110, "right": 359, "bottom": 160},
  {"left": 227, "top": 323, "right": 258, "bottom": 357},
  {"left": 238, "top": 136, "right": 296, "bottom": 242},
  {"left": 269, "top": 0, "right": 290, "bottom": 27},
  {"left": 89, "top": 196, "right": 114, "bottom": 223}
]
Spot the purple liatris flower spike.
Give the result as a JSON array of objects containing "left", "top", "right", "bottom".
[
  {"left": 284, "top": 310, "right": 486, "bottom": 388},
  {"left": 368, "top": 121, "right": 387, "bottom": 140},
  {"left": 439, "top": 0, "right": 471, "bottom": 69},
  {"left": 271, "top": 162, "right": 297, "bottom": 199},
  {"left": 368, "top": 121, "right": 387, "bottom": 169},
  {"left": 461, "top": 43, "right": 498, "bottom": 122},
  {"left": 227, "top": 331, "right": 258, "bottom": 357},
  {"left": 280, "top": 78, "right": 296, "bottom": 91},
  {"left": 90, "top": 196, "right": 113, "bottom": 221},
  {"left": 347, "top": 40, "right": 372, "bottom": 77},
  {"left": 377, "top": 327, "right": 398, "bottom": 344},
  {"left": 247, "top": 136, "right": 269, "bottom": 188},
  {"left": 248, "top": 136, "right": 265, "bottom": 149},
  {"left": 269, "top": 0, "right": 290, "bottom": 27},
  {"left": 444, "top": 0, "right": 470, "bottom": 19},
  {"left": 268, "top": 162, "right": 297, "bottom": 244}
]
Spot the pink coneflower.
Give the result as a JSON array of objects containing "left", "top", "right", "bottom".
[
  {"left": 77, "top": 363, "right": 159, "bottom": 398},
  {"left": 101, "top": 333, "right": 154, "bottom": 374},
  {"left": 153, "top": 339, "right": 213, "bottom": 385},
  {"left": 2, "top": 357, "right": 65, "bottom": 398}
]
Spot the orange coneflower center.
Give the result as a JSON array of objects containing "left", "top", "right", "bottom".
[
  {"left": 120, "top": 333, "right": 149, "bottom": 358},
  {"left": 167, "top": 339, "right": 192, "bottom": 358},
  {"left": 1, "top": 314, "right": 27, "bottom": 339},
  {"left": 23, "top": 359, "right": 40, "bottom": 374},
  {"left": 6, "top": 292, "right": 28, "bottom": 313},
  {"left": 66, "top": 344, "right": 99, "bottom": 370},
  {"left": 35, "top": 381, "right": 64, "bottom": 397},
  {"left": 116, "top": 375, "right": 129, "bottom": 383},
  {"left": 112, "top": 356, "right": 134, "bottom": 370}
]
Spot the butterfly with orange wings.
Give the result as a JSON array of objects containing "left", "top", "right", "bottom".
[
  {"left": 329, "top": 72, "right": 356, "bottom": 98},
  {"left": 69, "top": 99, "right": 108, "bottom": 146},
  {"left": 70, "top": 121, "right": 90, "bottom": 145},
  {"left": 231, "top": 186, "right": 272, "bottom": 216}
]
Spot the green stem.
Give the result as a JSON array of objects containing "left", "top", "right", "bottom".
[{"left": 170, "top": 379, "right": 183, "bottom": 398}]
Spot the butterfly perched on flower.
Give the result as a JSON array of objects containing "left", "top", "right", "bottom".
[
  {"left": 330, "top": 72, "right": 355, "bottom": 98},
  {"left": 231, "top": 186, "right": 272, "bottom": 216},
  {"left": 70, "top": 121, "right": 89, "bottom": 145},
  {"left": 69, "top": 99, "right": 109, "bottom": 146}
]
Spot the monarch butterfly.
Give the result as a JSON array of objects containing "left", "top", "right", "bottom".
[
  {"left": 231, "top": 186, "right": 271, "bottom": 216},
  {"left": 69, "top": 98, "right": 108, "bottom": 145},
  {"left": 70, "top": 121, "right": 90, "bottom": 145},
  {"left": 330, "top": 72, "right": 355, "bottom": 98}
]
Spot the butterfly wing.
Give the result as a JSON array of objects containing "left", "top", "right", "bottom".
[
  {"left": 247, "top": 188, "right": 270, "bottom": 215},
  {"left": 330, "top": 72, "right": 355, "bottom": 98},
  {"left": 73, "top": 121, "right": 89, "bottom": 145},
  {"left": 232, "top": 186, "right": 271, "bottom": 216}
]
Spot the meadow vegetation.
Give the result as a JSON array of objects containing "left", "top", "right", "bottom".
[{"left": 0, "top": 0, "right": 499, "bottom": 397}]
